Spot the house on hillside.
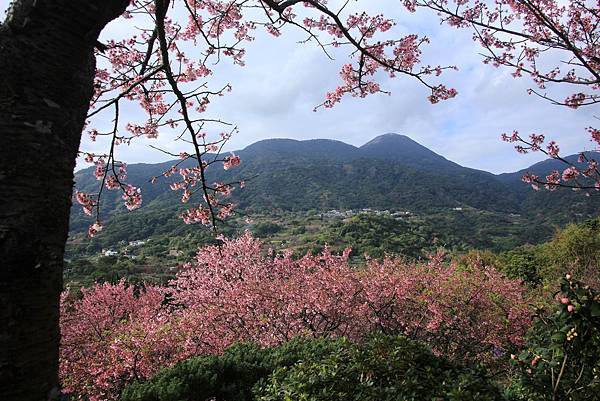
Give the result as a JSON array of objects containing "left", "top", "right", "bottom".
[{"left": 102, "top": 249, "right": 118, "bottom": 257}]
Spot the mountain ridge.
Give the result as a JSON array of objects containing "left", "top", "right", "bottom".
[{"left": 71, "top": 133, "right": 599, "bottom": 236}]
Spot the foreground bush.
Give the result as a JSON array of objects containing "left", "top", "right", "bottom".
[
  {"left": 120, "top": 337, "right": 337, "bottom": 401},
  {"left": 122, "top": 335, "right": 504, "bottom": 401},
  {"left": 508, "top": 276, "right": 600, "bottom": 401},
  {"left": 257, "top": 335, "right": 504, "bottom": 401}
]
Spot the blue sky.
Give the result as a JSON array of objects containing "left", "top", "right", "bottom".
[{"left": 3, "top": 1, "right": 597, "bottom": 174}]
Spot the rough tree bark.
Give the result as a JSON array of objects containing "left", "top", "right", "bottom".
[{"left": 0, "top": 1, "right": 129, "bottom": 400}]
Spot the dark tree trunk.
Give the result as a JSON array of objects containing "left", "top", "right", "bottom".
[{"left": 0, "top": 1, "right": 128, "bottom": 400}]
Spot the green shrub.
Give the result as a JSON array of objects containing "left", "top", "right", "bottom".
[
  {"left": 120, "top": 338, "right": 342, "bottom": 401},
  {"left": 498, "top": 245, "right": 542, "bottom": 287},
  {"left": 122, "top": 335, "right": 503, "bottom": 401},
  {"left": 256, "top": 335, "right": 503, "bottom": 401},
  {"left": 537, "top": 217, "right": 600, "bottom": 288}
]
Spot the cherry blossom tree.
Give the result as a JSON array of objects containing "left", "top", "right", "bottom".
[
  {"left": 60, "top": 282, "right": 183, "bottom": 401},
  {"left": 0, "top": 1, "right": 131, "bottom": 399},
  {"left": 60, "top": 233, "right": 531, "bottom": 399}
]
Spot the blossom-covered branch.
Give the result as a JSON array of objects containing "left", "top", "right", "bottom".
[{"left": 502, "top": 130, "right": 600, "bottom": 192}]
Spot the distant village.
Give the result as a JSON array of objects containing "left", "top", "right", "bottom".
[
  {"left": 100, "top": 238, "right": 185, "bottom": 258},
  {"left": 101, "top": 239, "right": 149, "bottom": 257},
  {"left": 322, "top": 207, "right": 471, "bottom": 219}
]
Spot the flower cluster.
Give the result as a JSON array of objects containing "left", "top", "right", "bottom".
[
  {"left": 122, "top": 185, "right": 142, "bottom": 211},
  {"left": 223, "top": 154, "right": 241, "bottom": 170},
  {"left": 74, "top": 192, "right": 97, "bottom": 217}
]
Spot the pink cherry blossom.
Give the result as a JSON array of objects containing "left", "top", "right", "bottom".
[{"left": 223, "top": 154, "right": 241, "bottom": 170}]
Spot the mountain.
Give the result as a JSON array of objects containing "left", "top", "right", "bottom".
[{"left": 70, "top": 134, "right": 599, "bottom": 239}]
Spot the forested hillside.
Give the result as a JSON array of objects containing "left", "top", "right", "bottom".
[{"left": 70, "top": 134, "right": 600, "bottom": 252}]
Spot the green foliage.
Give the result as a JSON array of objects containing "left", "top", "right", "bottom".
[
  {"left": 456, "top": 249, "right": 499, "bottom": 268},
  {"left": 497, "top": 246, "right": 543, "bottom": 287},
  {"left": 121, "top": 343, "right": 266, "bottom": 401},
  {"left": 253, "top": 221, "right": 283, "bottom": 237},
  {"left": 68, "top": 206, "right": 231, "bottom": 258},
  {"left": 121, "top": 335, "right": 503, "bottom": 401},
  {"left": 64, "top": 254, "right": 177, "bottom": 287},
  {"left": 319, "top": 214, "right": 433, "bottom": 259},
  {"left": 507, "top": 277, "right": 600, "bottom": 401},
  {"left": 492, "top": 217, "right": 600, "bottom": 290},
  {"left": 65, "top": 214, "right": 600, "bottom": 289},
  {"left": 537, "top": 217, "right": 600, "bottom": 286},
  {"left": 64, "top": 257, "right": 137, "bottom": 286},
  {"left": 120, "top": 338, "right": 342, "bottom": 401},
  {"left": 257, "top": 335, "right": 503, "bottom": 401},
  {"left": 317, "top": 211, "right": 538, "bottom": 260},
  {"left": 291, "top": 225, "right": 306, "bottom": 235}
]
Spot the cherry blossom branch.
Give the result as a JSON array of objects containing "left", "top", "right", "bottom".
[
  {"left": 87, "top": 66, "right": 163, "bottom": 119},
  {"left": 155, "top": 0, "right": 219, "bottom": 229},
  {"left": 303, "top": 0, "right": 457, "bottom": 104},
  {"left": 408, "top": 0, "right": 600, "bottom": 106},
  {"left": 502, "top": 130, "right": 600, "bottom": 192}
]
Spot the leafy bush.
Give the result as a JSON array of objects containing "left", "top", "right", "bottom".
[
  {"left": 257, "top": 335, "right": 504, "bottom": 401},
  {"left": 121, "top": 338, "right": 344, "bottom": 401},
  {"left": 537, "top": 217, "right": 600, "bottom": 288},
  {"left": 489, "top": 217, "right": 600, "bottom": 291},
  {"left": 121, "top": 335, "right": 504, "bottom": 401},
  {"left": 508, "top": 276, "right": 600, "bottom": 401},
  {"left": 121, "top": 343, "right": 268, "bottom": 401},
  {"left": 498, "top": 245, "right": 543, "bottom": 287}
]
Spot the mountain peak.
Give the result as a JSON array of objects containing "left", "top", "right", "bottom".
[
  {"left": 240, "top": 137, "right": 359, "bottom": 162},
  {"left": 361, "top": 133, "right": 412, "bottom": 146},
  {"left": 359, "top": 133, "right": 461, "bottom": 171}
]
